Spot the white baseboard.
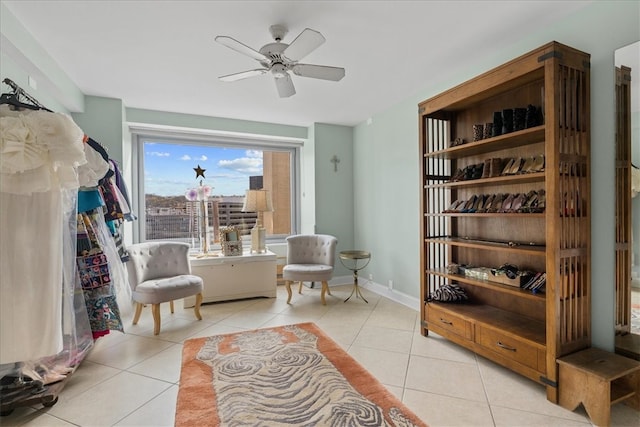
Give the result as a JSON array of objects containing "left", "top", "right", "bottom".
[{"left": 328, "top": 276, "right": 421, "bottom": 312}]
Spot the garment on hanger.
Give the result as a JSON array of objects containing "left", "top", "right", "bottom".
[
  {"left": 0, "top": 104, "right": 86, "bottom": 364},
  {"left": 76, "top": 210, "right": 124, "bottom": 339}
]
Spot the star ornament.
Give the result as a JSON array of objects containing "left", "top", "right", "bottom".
[{"left": 194, "top": 165, "right": 206, "bottom": 179}]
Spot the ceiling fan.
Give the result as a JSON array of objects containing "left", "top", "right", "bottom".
[{"left": 215, "top": 25, "right": 345, "bottom": 98}]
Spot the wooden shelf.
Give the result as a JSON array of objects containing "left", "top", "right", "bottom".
[
  {"left": 427, "top": 268, "right": 545, "bottom": 301},
  {"left": 425, "top": 171, "right": 545, "bottom": 188},
  {"left": 419, "top": 41, "right": 591, "bottom": 404},
  {"left": 424, "top": 237, "right": 546, "bottom": 256},
  {"left": 424, "top": 126, "right": 545, "bottom": 160},
  {"left": 425, "top": 212, "right": 545, "bottom": 218}
]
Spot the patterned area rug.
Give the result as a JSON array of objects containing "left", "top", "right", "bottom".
[{"left": 176, "top": 322, "right": 426, "bottom": 426}]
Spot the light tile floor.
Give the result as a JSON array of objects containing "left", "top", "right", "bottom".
[{"left": 2, "top": 284, "right": 639, "bottom": 426}]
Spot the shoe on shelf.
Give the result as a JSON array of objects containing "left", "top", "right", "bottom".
[
  {"left": 518, "top": 190, "right": 538, "bottom": 213},
  {"left": 477, "top": 194, "right": 495, "bottom": 213},
  {"left": 531, "top": 154, "right": 545, "bottom": 173},
  {"left": 508, "top": 193, "right": 528, "bottom": 212},
  {"left": 489, "top": 158, "right": 504, "bottom": 177},
  {"left": 461, "top": 195, "right": 478, "bottom": 213},
  {"left": 501, "top": 158, "right": 515, "bottom": 175},
  {"left": 481, "top": 159, "right": 492, "bottom": 179},
  {"left": 487, "top": 193, "right": 506, "bottom": 213},
  {"left": 519, "top": 156, "right": 536, "bottom": 174},
  {"left": 499, "top": 193, "right": 517, "bottom": 213},
  {"left": 508, "top": 157, "right": 523, "bottom": 174}
]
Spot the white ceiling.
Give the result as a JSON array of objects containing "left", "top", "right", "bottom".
[{"left": 3, "top": 0, "right": 593, "bottom": 128}]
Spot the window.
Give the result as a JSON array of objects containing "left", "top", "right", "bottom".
[{"left": 131, "top": 130, "right": 300, "bottom": 248}]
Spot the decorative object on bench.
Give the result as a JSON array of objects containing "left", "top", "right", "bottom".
[
  {"left": 126, "top": 241, "right": 203, "bottom": 335},
  {"left": 219, "top": 226, "right": 242, "bottom": 256},
  {"left": 241, "top": 189, "right": 273, "bottom": 254}
]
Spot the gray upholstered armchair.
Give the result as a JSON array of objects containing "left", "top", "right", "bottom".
[
  {"left": 126, "top": 241, "right": 203, "bottom": 335},
  {"left": 283, "top": 234, "right": 337, "bottom": 305}
]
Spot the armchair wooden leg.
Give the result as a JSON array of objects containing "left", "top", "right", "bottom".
[
  {"left": 132, "top": 302, "right": 144, "bottom": 325},
  {"left": 152, "top": 303, "right": 161, "bottom": 335},
  {"left": 194, "top": 293, "right": 203, "bottom": 321},
  {"left": 170, "top": 300, "right": 174, "bottom": 314},
  {"left": 298, "top": 281, "right": 303, "bottom": 294},
  {"left": 321, "top": 281, "right": 329, "bottom": 305},
  {"left": 285, "top": 281, "right": 293, "bottom": 303}
]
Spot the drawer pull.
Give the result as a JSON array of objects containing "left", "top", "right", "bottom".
[
  {"left": 439, "top": 318, "right": 453, "bottom": 325},
  {"left": 497, "top": 341, "right": 517, "bottom": 352}
]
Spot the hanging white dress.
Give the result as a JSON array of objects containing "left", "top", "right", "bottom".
[{"left": 0, "top": 105, "right": 85, "bottom": 364}]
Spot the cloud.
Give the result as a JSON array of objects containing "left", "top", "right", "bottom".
[
  {"left": 181, "top": 154, "right": 208, "bottom": 161},
  {"left": 147, "top": 151, "right": 170, "bottom": 157},
  {"left": 245, "top": 150, "right": 262, "bottom": 159},
  {"left": 218, "top": 156, "right": 263, "bottom": 174}
]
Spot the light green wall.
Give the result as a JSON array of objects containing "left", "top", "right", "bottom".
[
  {"left": 3, "top": 0, "right": 638, "bottom": 350},
  {"left": 312, "top": 123, "right": 354, "bottom": 276},
  {"left": 126, "top": 108, "right": 307, "bottom": 141},
  {"left": 352, "top": 0, "right": 640, "bottom": 350},
  {"left": 0, "top": 2, "right": 83, "bottom": 113}
]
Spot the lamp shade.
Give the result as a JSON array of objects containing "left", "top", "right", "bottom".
[{"left": 242, "top": 189, "right": 273, "bottom": 212}]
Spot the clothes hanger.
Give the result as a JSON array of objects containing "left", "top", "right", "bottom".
[{"left": 0, "top": 78, "right": 52, "bottom": 112}]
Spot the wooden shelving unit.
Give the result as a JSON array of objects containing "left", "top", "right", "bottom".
[{"left": 418, "top": 41, "right": 591, "bottom": 403}]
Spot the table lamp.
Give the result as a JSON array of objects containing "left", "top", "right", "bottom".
[{"left": 242, "top": 189, "right": 273, "bottom": 253}]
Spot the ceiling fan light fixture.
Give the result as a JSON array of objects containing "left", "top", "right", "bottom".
[{"left": 271, "top": 63, "right": 288, "bottom": 79}]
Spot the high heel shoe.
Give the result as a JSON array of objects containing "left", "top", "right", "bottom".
[
  {"left": 531, "top": 154, "right": 545, "bottom": 173},
  {"left": 500, "top": 158, "right": 515, "bottom": 176},
  {"left": 499, "top": 193, "right": 517, "bottom": 213},
  {"left": 467, "top": 194, "right": 487, "bottom": 213},
  {"left": 531, "top": 189, "right": 546, "bottom": 213},
  {"left": 519, "top": 156, "right": 536, "bottom": 174},
  {"left": 487, "top": 193, "right": 505, "bottom": 213},
  {"left": 444, "top": 199, "right": 465, "bottom": 213},
  {"left": 461, "top": 195, "right": 478, "bottom": 213},
  {"left": 507, "top": 157, "right": 523, "bottom": 174},
  {"left": 517, "top": 190, "right": 538, "bottom": 213},
  {"left": 508, "top": 193, "right": 528, "bottom": 212},
  {"left": 477, "top": 194, "right": 495, "bottom": 213}
]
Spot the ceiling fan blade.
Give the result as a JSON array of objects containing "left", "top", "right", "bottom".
[
  {"left": 274, "top": 74, "right": 296, "bottom": 98},
  {"left": 219, "top": 69, "right": 268, "bottom": 82},
  {"left": 283, "top": 28, "right": 325, "bottom": 61},
  {"left": 215, "top": 36, "right": 268, "bottom": 62},
  {"left": 292, "top": 64, "right": 345, "bottom": 81}
]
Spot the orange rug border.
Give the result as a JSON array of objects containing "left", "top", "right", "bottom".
[{"left": 175, "top": 322, "right": 427, "bottom": 426}]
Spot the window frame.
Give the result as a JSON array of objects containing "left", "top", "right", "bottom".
[{"left": 130, "top": 125, "right": 303, "bottom": 246}]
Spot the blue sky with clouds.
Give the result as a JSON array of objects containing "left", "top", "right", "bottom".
[{"left": 144, "top": 141, "right": 262, "bottom": 197}]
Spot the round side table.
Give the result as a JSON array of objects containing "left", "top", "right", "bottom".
[{"left": 339, "top": 250, "right": 371, "bottom": 303}]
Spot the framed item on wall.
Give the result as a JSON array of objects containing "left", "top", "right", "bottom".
[{"left": 220, "top": 226, "right": 242, "bottom": 256}]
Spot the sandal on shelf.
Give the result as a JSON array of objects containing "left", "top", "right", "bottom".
[{"left": 449, "top": 168, "right": 465, "bottom": 182}]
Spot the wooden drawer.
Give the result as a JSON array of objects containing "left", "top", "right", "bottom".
[
  {"left": 427, "top": 304, "right": 473, "bottom": 340},
  {"left": 476, "top": 325, "right": 540, "bottom": 370}
]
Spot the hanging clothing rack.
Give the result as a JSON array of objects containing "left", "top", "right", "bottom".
[{"left": 0, "top": 78, "right": 51, "bottom": 112}]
